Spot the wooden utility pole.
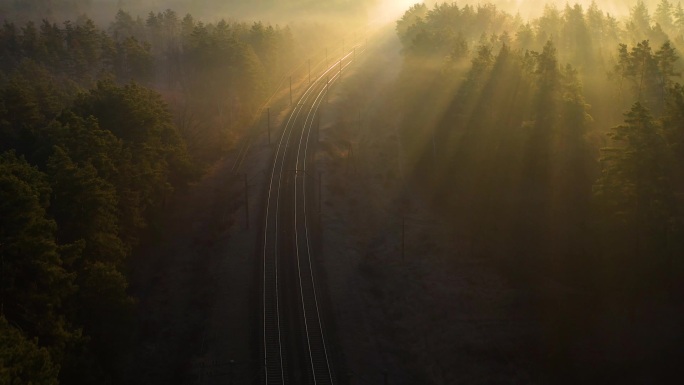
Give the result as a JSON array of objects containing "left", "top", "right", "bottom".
[
  {"left": 432, "top": 132, "right": 437, "bottom": 163},
  {"left": 289, "top": 76, "right": 292, "bottom": 105},
  {"left": 267, "top": 107, "right": 271, "bottom": 144},
  {"left": 228, "top": 360, "right": 235, "bottom": 385},
  {"left": 346, "top": 143, "right": 357, "bottom": 173},
  {"left": 318, "top": 171, "right": 322, "bottom": 222},
  {"left": 346, "top": 143, "right": 351, "bottom": 173},
  {"left": 401, "top": 217, "right": 405, "bottom": 261},
  {"left": 326, "top": 76, "right": 329, "bottom": 103},
  {"left": 244, "top": 174, "right": 249, "bottom": 229},
  {"left": 308, "top": 59, "right": 311, "bottom": 84}
]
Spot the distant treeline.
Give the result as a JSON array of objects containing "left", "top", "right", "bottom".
[
  {"left": 1, "top": 8, "right": 299, "bottom": 162},
  {"left": 396, "top": 0, "right": 684, "bottom": 302},
  {"left": 0, "top": 7, "right": 304, "bottom": 385},
  {"left": 0, "top": 0, "right": 380, "bottom": 24}
]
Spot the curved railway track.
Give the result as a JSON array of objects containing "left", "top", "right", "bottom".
[
  {"left": 231, "top": 38, "right": 362, "bottom": 175},
  {"left": 262, "top": 47, "right": 361, "bottom": 385}
]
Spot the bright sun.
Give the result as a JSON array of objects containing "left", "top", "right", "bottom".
[{"left": 369, "top": 0, "right": 424, "bottom": 26}]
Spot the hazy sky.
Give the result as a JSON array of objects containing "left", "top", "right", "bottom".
[
  {"left": 0, "top": 0, "right": 665, "bottom": 25},
  {"left": 422, "top": 0, "right": 638, "bottom": 18}
]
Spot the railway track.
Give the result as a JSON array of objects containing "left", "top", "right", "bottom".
[
  {"left": 261, "top": 47, "right": 361, "bottom": 385},
  {"left": 231, "top": 40, "right": 360, "bottom": 175}
]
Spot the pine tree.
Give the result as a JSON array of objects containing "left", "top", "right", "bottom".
[
  {"left": 655, "top": 0, "right": 675, "bottom": 32},
  {"left": 0, "top": 150, "right": 74, "bottom": 345},
  {"left": 655, "top": 40, "right": 681, "bottom": 101},
  {"left": 396, "top": 3, "right": 428, "bottom": 46},
  {"left": 0, "top": 315, "right": 60, "bottom": 385},
  {"left": 46, "top": 146, "right": 126, "bottom": 265},
  {"left": 674, "top": 2, "right": 684, "bottom": 35},
  {"left": 70, "top": 80, "right": 194, "bottom": 243},
  {"left": 612, "top": 40, "right": 673, "bottom": 110},
  {"left": 535, "top": 4, "right": 561, "bottom": 46},
  {"left": 629, "top": 0, "right": 653, "bottom": 38},
  {"left": 562, "top": 3, "right": 592, "bottom": 67},
  {"left": 515, "top": 23, "right": 534, "bottom": 50},
  {"left": 595, "top": 103, "right": 675, "bottom": 280}
]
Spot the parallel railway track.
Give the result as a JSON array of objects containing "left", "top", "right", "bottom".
[
  {"left": 231, "top": 41, "right": 359, "bottom": 175},
  {"left": 261, "top": 47, "right": 360, "bottom": 385}
]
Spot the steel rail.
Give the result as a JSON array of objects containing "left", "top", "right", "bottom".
[
  {"left": 294, "top": 77, "right": 336, "bottom": 385},
  {"left": 292, "top": 55, "right": 357, "bottom": 385},
  {"left": 231, "top": 47, "right": 312, "bottom": 175},
  {"left": 262, "top": 48, "right": 358, "bottom": 385},
  {"left": 263, "top": 70, "right": 318, "bottom": 385},
  {"left": 231, "top": 39, "right": 363, "bottom": 175},
  {"left": 264, "top": 43, "right": 366, "bottom": 385}
]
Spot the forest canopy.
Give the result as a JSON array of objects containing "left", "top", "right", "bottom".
[
  {"left": 0, "top": 5, "right": 330, "bottom": 383},
  {"left": 395, "top": 0, "right": 684, "bottom": 299},
  {"left": 393, "top": 1, "right": 684, "bottom": 377},
  {"left": 3, "top": 0, "right": 684, "bottom": 383}
]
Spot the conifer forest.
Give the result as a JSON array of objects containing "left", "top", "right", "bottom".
[{"left": 1, "top": 1, "right": 683, "bottom": 384}]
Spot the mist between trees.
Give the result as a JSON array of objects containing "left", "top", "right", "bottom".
[
  {"left": 2, "top": 0, "right": 684, "bottom": 383},
  {"left": 0, "top": 5, "right": 354, "bottom": 384},
  {"left": 0, "top": 0, "right": 385, "bottom": 25},
  {"left": 395, "top": 0, "right": 684, "bottom": 376}
]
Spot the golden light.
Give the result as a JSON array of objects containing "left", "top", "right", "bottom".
[
  {"left": 368, "top": 0, "right": 425, "bottom": 26},
  {"left": 368, "top": 1, "right": 631, "bottom": 26},
  {"left": 511, "top": 1, "right": 630, "bottom": 17}
]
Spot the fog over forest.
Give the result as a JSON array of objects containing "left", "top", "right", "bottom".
[
  {"left": 1, "top": 0, "right": 387, "bottom": 23},
  {"left": 0, "top": 1, "right": 672, "bottom": 27},
  {"left": 2, "top": 0, "right": 684, "bottom": 384}
]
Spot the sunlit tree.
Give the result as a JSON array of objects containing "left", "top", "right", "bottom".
[
  {"left": 655, "top": 0, "right": 675, "bottom": 33},
  {"left": 674, "top": 2, "right": 684, "bottom": 36},
  {"left": 654, "top": 42, "right": 680, "bottom": 108},
  {"left": 535, "top": 4, "right": 561, "bottom": 47},
  {"left": 629, "top": 0, "right": 653, "bottom": 38},
  {"left": 396, "top": 3, "right": 427, "bottom": 46},
  {"left": 612, "top": 40, "right": 680, "bottom": 111},
  {"left": 561, "top": 3, "right": 592, "bottom": 67},
  {"left": 515, "top": 22, "right": 534, "bottom": 50}
]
